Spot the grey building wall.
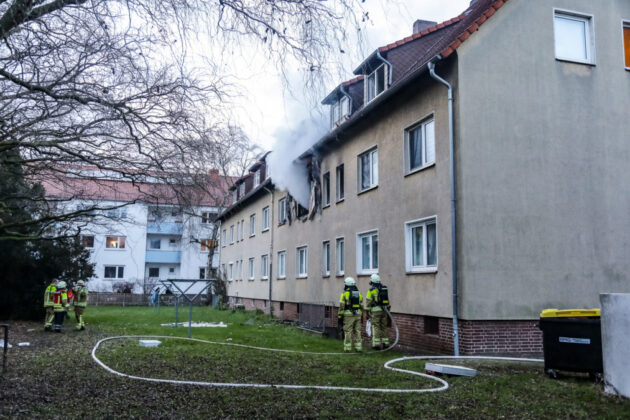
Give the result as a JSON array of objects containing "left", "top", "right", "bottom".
[{"left": 455, "top": 0, "right": 630, "bottom": 319}]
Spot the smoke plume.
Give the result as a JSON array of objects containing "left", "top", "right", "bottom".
[{"left": 267, "top": 116, "right": 327, "bottom": 208}]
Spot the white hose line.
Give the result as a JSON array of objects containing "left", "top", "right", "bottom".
[{"left": 91, "top": 335, "right": 542, "bottom": 394}]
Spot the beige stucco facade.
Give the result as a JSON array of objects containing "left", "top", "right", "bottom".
[{"left": 221, "top": 71, "right": 456, "bottom": 318}]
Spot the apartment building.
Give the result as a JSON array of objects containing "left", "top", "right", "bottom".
[
  {"left": 44, "top": 168, "right": 227, "bottom": 293},
  {"left": 219, "top": 0, "right": 630, "bottom": 354}
]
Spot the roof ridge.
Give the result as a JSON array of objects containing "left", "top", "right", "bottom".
[{"left": 378, "top": 14, "right": 466, "bottom": 53}]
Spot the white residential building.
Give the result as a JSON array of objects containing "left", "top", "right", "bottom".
[{"left": 45, "top": 169, "right": 228, "bottom": 293}]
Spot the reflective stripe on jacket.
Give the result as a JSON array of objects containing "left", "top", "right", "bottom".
[
  {"left": 339, "top": 289, "right": 363, "bottom": 315},
  {"left": 74, "top": 287, "right": 89, "bottom": 307},
  {"left": 43, "top": 284, "right": 57, "bottom": 307},
  {"left": 366, "top": 287, "right": 382, "bottom": 312},
  {"left": 53, "top": 290, "right": 69, "bottom": 312}
]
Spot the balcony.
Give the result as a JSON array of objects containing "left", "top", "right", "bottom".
[
  {"left": 146, "top": 222, "right": 183, "bottom": 235},
  {"left": 145, "top": 250, "right": 181, "bottom": 264}
]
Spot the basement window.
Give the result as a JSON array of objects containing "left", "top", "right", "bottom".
[{"left": 424, "top": 316, "right": 440, "bottom": 335}]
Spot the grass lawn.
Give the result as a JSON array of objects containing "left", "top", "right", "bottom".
[{"left": 1, "top": 305, "right": 629, "bottom": 419}]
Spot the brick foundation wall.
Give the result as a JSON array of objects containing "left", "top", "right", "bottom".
[
  {"left": 459, "top": 319, "right": 542, "bottom": 355},
  {"left": 226, "top": 295, "right": 543, "bottom": 355}
]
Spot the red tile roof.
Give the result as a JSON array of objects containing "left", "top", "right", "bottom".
[{"left": 42, "top": 170, "right": 232, "bottom": 207}]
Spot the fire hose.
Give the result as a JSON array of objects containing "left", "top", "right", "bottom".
[{"left": 91, "top": 309, "right": 542, "bottom": 393}]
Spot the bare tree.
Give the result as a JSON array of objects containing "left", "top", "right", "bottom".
[{"left": 0, "top": 0, "right": 366, "bottom": 241}]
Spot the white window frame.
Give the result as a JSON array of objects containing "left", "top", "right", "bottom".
[
  {"left": 228, "top": 262, "right": 234, "bottom": 281},
  {"left": 278, "top": 197, "right": 287, "bottom": 224},
  {"left": 104, "top": 265, "right": 125, "bottom": 279},
  {"left": 623, "top": 21, "right": 630, "bottom": 70},
  {"left": 322, "top": 172, "right": 330, "bottom": 207},
  {"left": 277, "top": 250, "right": 286, "bottom": 279},
  {"left": 236, "top": 222, "right": 240, "bottom": 241},
  {"left": 405, "top": 216, "right": 438, "bottom": 273},
  {"left": 254, "top": 170, "right": 260, "bottom": 187},
  {"left": 248, "top": 257, "right": 255, "bottom": 280},
  {"left": 322, "top": 241, "right": 330, "bottom": 277},
  {"left": 240, "top": 219, "right": 244, "bottom": 241},
  {"left": 296, "top": 246, "right": 308, "bottom": 278},
  {"left": 201, "top": 211, "right": 212, "bottom": 224},
  {"left": 239, "top": 183, "right": 245, "bottom": 197},
  {"left": 230, "top": 225, "right": 234, "bottom": 244},
  {"left": 330, "top": 96, "right": 350, "bottom": 127},
  {"left": 232, "top": 189, "right": 237, "bottom": 203},
  {"left": 553, "top": 9, "right": 595, "bottom": 65},
  {"left": 356, "top": 230, "right": 379, "bottom": 275},
  {"left": 366, "top": 63, "right": 387, "bottom": 102},
  {"left": 262, "top": 206, "right": 270, "bottom": 231},
  {"left": 336, "top": 164, "right": 345, "bottom": 202},
  {"left": 105, "top": 236, "right": 126, "bottom": 249},
  {"left": 261, "top": 254, "right": 269, "bottom": 280},
  {"left": 404, "top": 116, "right": 435, "bottom": 175},
  {"left": 222, "top": 229, "right": 226, "bottom": 247},
  {"left": 335, "top": 237, "right": 345, "bottom": 276},
  {"left": 249, "top": 214, "right": 256, "bottom": 237},
  {"left": 149, "top": 238, "right": 161, "bottom": 250},
  {"left": 358, "top": 147, "right": 378, "bottom": 192}
]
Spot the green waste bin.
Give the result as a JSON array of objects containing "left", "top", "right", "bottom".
[{"left": 539, "top": 309, "right": 603, "bottom": 379}]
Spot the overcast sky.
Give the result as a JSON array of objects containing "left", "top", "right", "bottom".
[{"left": 227, "top": 0, "right": 472, "bottom": 152}]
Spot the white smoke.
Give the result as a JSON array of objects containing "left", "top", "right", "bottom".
[{"left": 267, "top": 116, "right": 328, "bottom": 208}]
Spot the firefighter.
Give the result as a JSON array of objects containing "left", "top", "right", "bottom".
[
  {"left": 73, "top": 280, "right": 89, "bottom": 331},
  {"left": 52, "top": 281, "right": 70, "bottom": 333},
  {"left": 366, "top": 273, "right": 391, "bottom": 350},
  {"left": 338, "top": 277, "right": 363, "bottom": 353},
  {"left": 43, "top": 279, "right": 58, "bottom": 331}
]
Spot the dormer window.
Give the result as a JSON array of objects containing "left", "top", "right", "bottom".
[
  {"left": 254, "top": 170, "right": 260, "bottom": 187},
  {"left": 330, "top": 96, "right": 350, "bottom": 128},
  {"left": 232, "top": 189, "right": 237, "bottom": 203},
  {"left": 239, "top": 183, "right": 245, "bottom": 197},
  {"left": 366, "top": 64, "right": 387, "bottom": 102}
]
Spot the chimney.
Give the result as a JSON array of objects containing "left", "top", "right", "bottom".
[
  {"left": 413, "top": 19, "right": 437, "bottom": 34},
  {"left": 209, "top": 169, "right": 219, "bottom": 180}
]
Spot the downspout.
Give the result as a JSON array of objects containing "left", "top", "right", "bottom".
[
  {"left": 375, "top": 50, "right": 394, "bottom": 86},
  {"left": 264, "top": 185, "right": 274, "bottom": 315},
  {"left": 428, "top": 58, "right": 460, "bottom": 356}
]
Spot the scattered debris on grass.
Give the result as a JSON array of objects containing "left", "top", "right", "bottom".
[{"left": 160, "top": 322, "right": 227, "bottom": 328}]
